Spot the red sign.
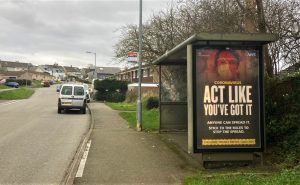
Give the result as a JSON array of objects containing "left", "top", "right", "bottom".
[
  {"left": 128, "top": 52, "right": 138, "bottom": 63},
  {"left": 128, "top": 52, "right": 138, "bottom": 57}
]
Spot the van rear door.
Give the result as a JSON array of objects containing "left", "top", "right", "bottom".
[
  {"left": 73, "top": 86, "right": 85, "bottom": 107},
  {"left": 60, "top": 85, "right": 73, "bottom": 106}
]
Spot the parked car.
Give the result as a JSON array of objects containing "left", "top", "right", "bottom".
[
  {"left": 0, "top": 79, "right": 6, "bottom": 84},
  {"left": 57, "top": 84, "right": 87, "bottom": 114},
  {"left": 5, "top": 82, "right": 19, "bottom": 88},
  {"left": 43, "top": 81, "right": 50, "bottom": 87},
  {"left": 56, "top": 85, "right": 62, "bottom": 92}
]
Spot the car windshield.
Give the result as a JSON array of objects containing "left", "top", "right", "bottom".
[
  {"left": 61, "top": 86, "right": 72, "bottom": 95},
  {"left": 74, "top": 86, "right": 84, "bottom": 96}
]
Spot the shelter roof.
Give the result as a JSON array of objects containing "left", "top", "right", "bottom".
[{"left": 153, "top": 33, "right": 278, "bottom": 65}]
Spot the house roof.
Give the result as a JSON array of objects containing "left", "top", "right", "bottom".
[
  {"left": 95, "top": 67, "right": 121, "bottom": 74},
  {"left": 0, "top": 70, "right": 53, "bottom": 77},
  {"left": 40, "top": 64, "right": 65, "bottom": 71},
  {"left": 81, "top": 68, "right": 94, "bottom": 74},
  {"left": 153, "top": 33, "right": 278, "bottom": 65},
  {"left": 0, "top": 71, "right": 26, "bottom": 77},
  {"left": 116, "top": 64, "right": 155, "bottom": 75},
  {"left": 0, "top": 61, "right": 32, "bottom": 68},
  {"left": 64, "top": 66, "right": 80, "bottom": 73}
]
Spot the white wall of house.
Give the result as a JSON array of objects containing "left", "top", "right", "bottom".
[{"left": 38, "top": 66, "right": 66, "bottom": 80}]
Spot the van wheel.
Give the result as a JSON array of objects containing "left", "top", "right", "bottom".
[
  {"left": 82, "top": 108, "right": 86, "bottom": 114},
  {"left": 58, "top": 107, "right": 62, "bottom": 114}
]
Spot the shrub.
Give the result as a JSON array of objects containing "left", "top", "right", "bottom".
[
  {"left": 145, "top": 96, "right": 159, "bottom": 110},
  {"left": 265, "top": 73, "right": 300, "bottom": 166}
]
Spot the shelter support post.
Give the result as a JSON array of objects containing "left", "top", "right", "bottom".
[{"left": 187, "top": 44, "right": 193, "bottom": 154}]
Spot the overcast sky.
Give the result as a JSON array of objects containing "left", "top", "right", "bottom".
[{"left": 0, "top": 0, "right": 171, "bottom": 68}]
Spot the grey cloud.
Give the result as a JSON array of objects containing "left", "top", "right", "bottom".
[{"left": 0, "top": 0, "right": 169, "bottom": 67}]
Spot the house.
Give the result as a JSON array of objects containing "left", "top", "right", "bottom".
[
  {"left": 81, "top": 68, "right": 94, "bottom": 80},
  {"left": 0, "top": 71, "right": 53, "bottom": 81},
  {"left": 64, "top": 66, "right": 82, "bottom": 81},
  {"left": 115, "top": 65, "right": 159, "bottom": 83},
  {"left": 38, "top": 64, "right": 66, "bottom": 80},
  {"left": 0, "top": 71, "right": 25, "bottom": 80},
  {"left": 115, "top": 65, "right": 159, "bottom": 96},
  {"left": 0, "top": 60, "right": 33, "bottom": 71},
  {"left": 87, "top": 67, "right": 121, "bottom": 81}
]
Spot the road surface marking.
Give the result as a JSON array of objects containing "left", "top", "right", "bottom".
[{"left": 75, "top": 140, "right": 92, "bottom": 178}]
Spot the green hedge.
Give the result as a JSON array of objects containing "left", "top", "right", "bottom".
[
  {"left": 94, "top": 79, "right": 127, "bottom": 93},
  {"left": 95, "top": 91, "right": 126, "bottom": 102},
  {"left": 94, "top": 79, "right": 128, "bottom": 102},
  {"left": 265, "top": 72, "right": 300, "bottom": 167}
]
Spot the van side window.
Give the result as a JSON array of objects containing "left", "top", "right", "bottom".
[
  {"left": 61, "top": 86, "right": 72, "bottom": 95},
  {"left": 74, "top": 86, "right": 84, "bottom": 96}
]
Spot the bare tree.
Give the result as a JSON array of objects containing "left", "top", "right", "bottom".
[
  {"left": 264, "top": 0, "right": 300, "bottom": 74},
  {"left": 114, "top": 0, "right": 300, "bottom": 76}
]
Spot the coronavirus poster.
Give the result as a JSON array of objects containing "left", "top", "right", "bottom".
[{"left": 195, "top": 48, "right": 263, "bottom": 151}]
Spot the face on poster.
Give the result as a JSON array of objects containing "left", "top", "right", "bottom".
[{"left": 195, "top": 48, "right": 261, "bottom": 150}]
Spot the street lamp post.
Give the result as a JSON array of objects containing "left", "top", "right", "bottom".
[
  {"left": 137, "top": 0, "right": 143, "bottom": 131},
  {"left": 86, "top": 51, "right": 97, "bottom": 79}
]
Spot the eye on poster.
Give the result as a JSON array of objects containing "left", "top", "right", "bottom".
[{"left": 195, "top": 48, "right": 262, "bottom": 151}]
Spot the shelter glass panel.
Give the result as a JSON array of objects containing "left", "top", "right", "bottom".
[{"left": 160, "top": 65, "right": 187, "bottom": 102}]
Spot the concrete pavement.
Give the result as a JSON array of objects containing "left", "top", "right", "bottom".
[{"left": 74, "top": 102, "right": 197, "bottom": 185}]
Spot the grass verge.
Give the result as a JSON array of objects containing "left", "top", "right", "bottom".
[
  {"left": 119, "top": 109, "right": 159, "bottom": 131},
  {"left": 31, "top": 80, "right": 43, "bottom": 88},
  {"left": 184, "top": 166, "right": 300, "bottom": 185},
  {"left": 0, "top": 88, "right": 35, "bottom": 100},
  {"left": 105, "top": 102, "right": 159, "bottom": 131},
  {"left": 105, "top": 102, "right": 136, "bottom": 111},
  {"left": 0, "top": 84, "right": 10, "bottom": 89}
]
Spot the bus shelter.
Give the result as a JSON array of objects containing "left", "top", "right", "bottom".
[{"left": 153, "top": 33, "right": 277, "bottom": 164}]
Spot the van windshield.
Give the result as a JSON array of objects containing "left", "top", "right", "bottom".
[
  {"left": 74, "top": 86, "right": 84, "bottom": 96},
  {"left": 61, "top": 86, "right": 72, "bottom": 95}
]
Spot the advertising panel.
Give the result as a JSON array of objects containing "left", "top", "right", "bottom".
[{"left": 195, "top": 47, "right": 262, "bottom": 151}]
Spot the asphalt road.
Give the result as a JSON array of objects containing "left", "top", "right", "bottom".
[{"left": 0, "top": 86, "right": 89, "bottom": 184}]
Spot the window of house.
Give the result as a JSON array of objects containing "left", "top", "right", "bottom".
[
  {"left": 147, "top": 68, "right": 150, "bottom": 77},
  {"left": 149, "top": 68, "right": 153, "bottom": 77},
  {"left": 143, "top": 69, "right": 148, "bottom": 77}
]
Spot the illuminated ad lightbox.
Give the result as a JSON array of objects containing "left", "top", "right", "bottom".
[{"left": 194, "top": 46, "right": 264, "bottom": 152}]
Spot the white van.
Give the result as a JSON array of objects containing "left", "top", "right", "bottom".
[{"left": 58, "top": 84, "right": 87, "bottom": 114}]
